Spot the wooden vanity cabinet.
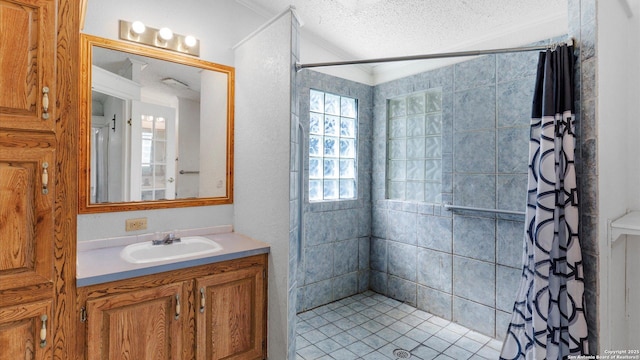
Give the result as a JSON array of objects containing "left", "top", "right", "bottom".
[
  {"left": 196, "top": 265, "right": 266, "bottom": 360},
  {"left": 78, "top": 255, "right": 267, "bottom": 360}
]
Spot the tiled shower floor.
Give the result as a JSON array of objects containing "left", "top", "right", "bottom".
[{"left": 295, "top": 291, "right": 503, "bottom": 360}]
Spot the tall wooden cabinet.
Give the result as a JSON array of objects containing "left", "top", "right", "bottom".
[
  {"left": 0, "top": 0, "right": 56, "bottom": 131},
  {"left": 0, "top": 0, "right": 60, "bottom": 359}
]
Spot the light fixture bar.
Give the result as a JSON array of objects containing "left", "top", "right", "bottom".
[{"left": 119, "top": 20, "right": 200, "bottom": 57}]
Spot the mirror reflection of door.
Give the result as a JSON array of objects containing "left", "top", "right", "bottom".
[
  {"left": 131, "top": 101, "right": 176, "bottom": 201},
  {"left": 90, "top": 124, "right": 109, "bottom": 203},
  {"left": 91, "top": 91, "right": 127, "bottom": 203}
]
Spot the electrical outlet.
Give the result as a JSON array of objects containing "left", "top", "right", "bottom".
[{"left": 125, "top": 217, "right": 147, "bottom": 231}]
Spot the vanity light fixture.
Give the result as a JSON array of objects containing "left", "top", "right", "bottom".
[
  {"left": 119, "top": 20, "right": 200, "bottom": 57},
  {"left": 130, "top": 21, "right": 146, "bottom": 37}
]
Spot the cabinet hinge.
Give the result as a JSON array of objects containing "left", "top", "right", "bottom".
[{"left": 80, "top": 307, "right": 87, "bottom": 323}]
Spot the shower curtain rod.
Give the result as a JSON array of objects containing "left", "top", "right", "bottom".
[{"left": 295, "top": 39, "right": 573, "bottom": 71}]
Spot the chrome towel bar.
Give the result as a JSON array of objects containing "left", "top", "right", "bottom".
[{"left": 444, "top": 203, "right": 525, "bottom": 216}]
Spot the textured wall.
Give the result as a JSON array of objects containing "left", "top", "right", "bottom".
[
  {"left": 296, "top": 70, "right": 374, "bottom": 312},
  {"left": 233, "top": 11, "right": 294, "bottom": 360}
]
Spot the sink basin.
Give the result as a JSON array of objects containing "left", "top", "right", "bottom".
[{"left": 120, "top": 236, "right": 223, "bottom": 264}]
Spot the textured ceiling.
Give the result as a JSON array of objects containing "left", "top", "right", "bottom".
[{"left": 237, "top": 0, "right": 568, "bottom": 61}]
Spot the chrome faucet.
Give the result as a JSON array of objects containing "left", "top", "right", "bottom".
[{"left": 152, "top": 232, "right": 181, "bottom": 245}]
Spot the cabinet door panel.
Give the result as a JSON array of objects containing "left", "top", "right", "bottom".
[
  {"left": 0, "top": 0, "right": 55, "bottom": 131},
  {"left": 0, "top": 147, "right": 54, "bottom": 291},
  {"left": 0, "top": 299, "right": 53, "bottom": 360},
  {"left": 85, "top": 282, "right": 186, "bottom": 360},
  {"left": 196, "top": 266, "right": 266, "bottom": 360}
]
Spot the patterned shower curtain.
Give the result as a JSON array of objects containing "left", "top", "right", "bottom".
[{"left": 500, "top": 45, "right": 589, "bottom": 359}]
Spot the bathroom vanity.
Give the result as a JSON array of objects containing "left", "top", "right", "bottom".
[{"left": 76, "top": 231, "right": 269, "bottom": 360}]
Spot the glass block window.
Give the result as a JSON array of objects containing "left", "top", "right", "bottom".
[
  {"left": 309, "top": 89, "right": 358, "bottom": 201},
  {"left": 386, "top": 89, "right": 443, "bottom": 203}
]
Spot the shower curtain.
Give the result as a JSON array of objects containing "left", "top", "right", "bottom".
[{"left": 500, "top": 45, "right": 589, "bottom": 359}]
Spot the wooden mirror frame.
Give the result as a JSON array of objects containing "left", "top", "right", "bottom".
[{"left": 79, "top": 34, "right": 234, "bottom": 213}]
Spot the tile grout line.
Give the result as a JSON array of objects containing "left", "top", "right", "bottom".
[{"left": 296, "top": 292, "right": 502, "bottom": 360}]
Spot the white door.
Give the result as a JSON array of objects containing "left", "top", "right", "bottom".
[{"left": 130, "top": 101, "right": 176, "bottom": 201}]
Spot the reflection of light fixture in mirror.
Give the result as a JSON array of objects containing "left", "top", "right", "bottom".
[
  {"left": 119, "top": 20, "right": 200, "bottom": 57},
  {"left": 161, "top": 77, "right": 190, "bottom": 90}
]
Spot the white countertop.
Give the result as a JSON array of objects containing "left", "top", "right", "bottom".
[{"left": 77, "top": 231, "right": 270, "bottom": 287}]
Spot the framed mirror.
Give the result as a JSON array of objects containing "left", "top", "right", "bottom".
[{"left": 79, "top": 34, "right": 234, "bottom": 213}]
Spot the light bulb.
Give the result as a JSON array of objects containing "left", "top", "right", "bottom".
[
  {"left": 184, "top": 35, "right": 197, "bottom": 48},
  {"left": 131, "top": 21, "right": 146, "bottom": 35},
  {"left": 158, "top": 27, "right": 173, "bottom": 41}
]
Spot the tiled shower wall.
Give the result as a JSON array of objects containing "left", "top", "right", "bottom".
[
  {"left": 294, "top": 14, "right": 598, "bottom": 347},
  {"left": 370, "top": 51, "right": 545, "bottom": 339},
  {"left": 296, "top": 71, "right": 373, "bottom": 312},
  {"left": 568, "top": 0, "right": 598, "bottom": 353}
]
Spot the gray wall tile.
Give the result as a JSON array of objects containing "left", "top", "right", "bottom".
[
  {"left": 497, "top": 52, "right": 539, "bottom": 83},
  {"left": 497, "top": 78, "right": 536, "bottom": 128},
  {"left": 454, "top": 130, "right": 496, "bottom": 173},
  {"left": 453, "top": 86, "right": 496, "bottom": 132},
  {"left": 306, "top": 244, "right": 334, "bottom": 284},
  {"left": 333, "top": 273, "right": 358, "bottom": 300},
  {"left": 370, "top": 270, "right": 388, "bottom": 294},
  {"left": 370, "top": 237, "right": 388, "bottom": 272},
  {"left": 453, "top": 174, "right": 496, "bottom": 209},
  {"left": 453, "top": 256, "right": 495, "bottom": 307},
  {"left": 496, "top": 310, "right": 512, "bottom": 340},
  {"left": 358, "top": 270, "right": 370, "bottom": 293},
  {"left": 497, "top": 127, "right": 530, "bottom": 173},
  {"left": 388, "top": 242, "right": 417, "bottom": 281},
  {"left": 453, "top": 297, "right": 496, "bottom": 337},
  {"left": 359, "top": 237, "right": 371, "bottom": 270},
  {"left": 418, "top": 286, "right": 452, "bottom": 320},
  {"left": 455, "top": 55, "right": 496, "bottom": 91},
  {"left": 453, "top": 216, "right": 496, "bottom": 262},
  {"left": 304, "top": 279, "right": 333, "bottom": 310},
  {"left": 417, "top": 215, "right": 452, "bottom": 253},
  {"left": 305, "top": 211, "right": 334, "bottom": 246},
  {"left": 334, "top": 239, "right": 359, "bottom": 276},
  {"left": 387, "top": 210, "right": 417, "bottom": 245},
  {"left": 497, "top": 220, "right": 525, "bottom": 268},
  {"left": 496, "top": 265, "right": 521, "bottom": 312},
  {"left": 417, "top": 248, "right": 452, "bottom": 293},
  {"left": 388, "top": 276, "right": 417, "bottom": 306},
  {"left": 496, "top": 174, "right": 528, "bottom": 212},
  {"left": 334, "top": 210, "right": 359, "bottom": 241},
  {"left": 372, "top": 207, "right": 388, "bottom": 238}
]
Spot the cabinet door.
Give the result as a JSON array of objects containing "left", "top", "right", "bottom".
[
  {"left": 0, "top": 146, "right": 54, "bottom": 291},
  {"left": 0, "top": 299, "right": 53, "bottom": 360},
  {"left": 85, "top": 282, "right": 187, "bottom": 360},
  {"left": 0, "top": 0, "right": 56, "bottom": 131},
  {"left": 196, "top": 266, "right": 266, "bottom": 360}
]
